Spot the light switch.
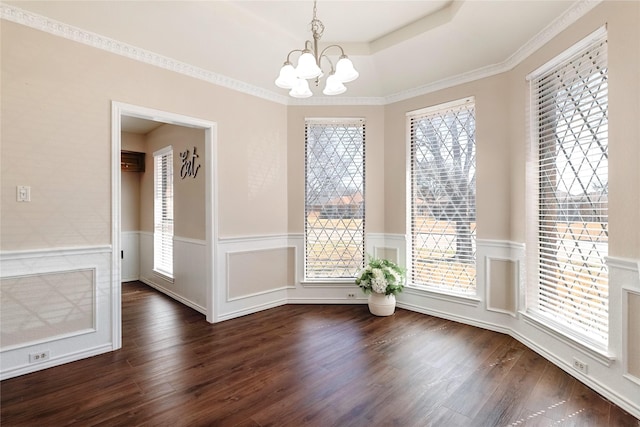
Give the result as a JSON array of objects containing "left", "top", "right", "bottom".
[{"left": 17, "top": 185, "right": 31, "bottom": 202}]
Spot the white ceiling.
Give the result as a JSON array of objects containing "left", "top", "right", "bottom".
[
  {"left": 120, "top": 115, "right": 164, "bottom": 135},
  {"left": 6, "top": 0, "right": 581, "bottom": 101}
]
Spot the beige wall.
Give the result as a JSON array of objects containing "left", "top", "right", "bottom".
[
  {"left": 0, "top": 20, "right": 288, "bottom": 251},
  {"left": 383, "top": 74, "right": 512, "bottom": 240},
  {"left": 139, "top": 124, "right": 206, "bottom": 240},
  {"left": 287, "top": 105, "right": 386, "bottom": 234},
  {"left": 121, "top": 131, "right": 146, "bottom": 153}
]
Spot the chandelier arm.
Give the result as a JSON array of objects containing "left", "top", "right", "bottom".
[
  {"left": 319, "top": 44, "right": 346, "bottom": 60},
  {"left": 304, "top": 40, "right": 314, "bottom": 52},
  {"left": 284, "top": 48, "right": 305, "bottom": 63},
  {"left": 318, "top": 54, "right": 336, "bottom": 75}
]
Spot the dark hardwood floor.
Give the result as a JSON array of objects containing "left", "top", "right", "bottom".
[{"left": 1, "top": 281, "right": 638, "bottom": 426}]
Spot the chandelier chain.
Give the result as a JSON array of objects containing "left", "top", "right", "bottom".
[{"left": 310, "top": 0, "right": 324, "bottom": 40}]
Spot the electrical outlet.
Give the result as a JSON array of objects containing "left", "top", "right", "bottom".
[
  {"left": 29, "top": 350, "right": 50, "bottom": 364},
  {"left": 572, "top": 357, "right": 588, "bottom": 374},
  {"left": 347, "top": 293, "right": 356, "bottom": 298}
]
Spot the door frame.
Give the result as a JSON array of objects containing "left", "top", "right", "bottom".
[{"left": 111, "top": 101, "right": 218, "bottom": 349}]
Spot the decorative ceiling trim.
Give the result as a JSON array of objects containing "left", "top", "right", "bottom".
[
  {"left": 2, "top": 0, "right": 602, "bottom": 107},
  {"left": 383, "top": 0, "right": 602, "bottom": 104},
  {"left": 506, "top": 0, "right": 602, "bottom": 70},
  {"left": 383, "top": 61, "right": 504, "bottom": 105},
  {"left": 0, "top": 3, "right": 290, "bottom": 105}
]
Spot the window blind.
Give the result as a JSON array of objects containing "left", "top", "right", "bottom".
[
  {"left": 154, "top": 146, "right": 174, "bottom": 279},
  {"left": 305, "top": 118, "right": 365, "bottom": 280},
  {"left": 409, "top": 98, "right": 476, "bottom": 295},
  {"left": 531, "top": 31, "right": 608, "bottom": 345}
]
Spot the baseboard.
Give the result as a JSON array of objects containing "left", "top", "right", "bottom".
[
  {"left": 0, "top": 343, "right": 113, "bottom": 381},
  {"left": 510, "top": 329, "right": 640, "bottom": 419},
  {"left": 287, "top": 297, "right": 368, "bottom": 304},
  {"left": 216, "top": 298, "right": 287, "bottom": 322},
  {"left": 139, "top": 278, "right": 206, "bottom": 314},
  {"left": 396, "top": 301, "right": 512, "bottom": 335}
]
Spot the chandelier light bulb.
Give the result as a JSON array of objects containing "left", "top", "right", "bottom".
[
  {"left": 289, "top": 78, "right": 313, "bottom": 98},
  {"left": 275, "top": 63, "right": 298, "bottom": 89},
  {"left": 334, "top": 56, "right": 359, "bottom": 83},
  {"left": 323, "top": 74, "right": 347, "bottom": 96},
  {"left": 295, "top": 51, "right": 322, "bottom": 79}
]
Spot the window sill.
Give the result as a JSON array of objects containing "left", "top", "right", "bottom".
[
  {"left": 153, "top": 270, "right": 174, "bottom": 284},
  {"left": 521, "top": 310, "right": 614, "bottom": 367},
  {"left": 403, "top": 285, "right": 481, "bottom": 306},
  {"left": 301, "top": 279, "right": 356, "bottom": 287}
]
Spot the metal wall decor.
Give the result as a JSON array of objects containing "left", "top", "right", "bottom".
[{"left": 179, "top": 146, "right": 201, "bottom": 179}]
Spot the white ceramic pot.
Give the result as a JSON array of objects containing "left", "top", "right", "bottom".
[{"left": 367, "top": 292, "right": 396, "bottom": 316}]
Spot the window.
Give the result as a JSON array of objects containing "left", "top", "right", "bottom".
[
  {"left": 528, "top": 28, "right": 608, "bottom": 346},
  {"left": 409, "top": 98, "right": 476, "bottom": 295},
  {"left": 154, "top": 146, "right": 174, "bottom": 279},
  {"left": 305, "top": 118, "right": 365, "bottom": 280}
]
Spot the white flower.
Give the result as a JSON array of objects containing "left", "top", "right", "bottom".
[
  {"left": 372, "top": 277, "right": 387, "bottom": 293},
  {"left": 370, "top": 268, "right": 388, "bottom": 293}
]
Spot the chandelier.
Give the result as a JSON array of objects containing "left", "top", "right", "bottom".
[{"left": 275, "top": 1, "right": 359, "bottom": 98}]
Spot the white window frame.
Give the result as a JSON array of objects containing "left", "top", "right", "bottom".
[
  {"left": 153, "top": 145, "right": 174, "bottom": 281},
  {"left": 525, "top": 26, "right": 609, "bottom": 352},
  {"left": 304, "top": 118, "right": 366, "bottom": 282},
  {"left": 407, "top": 97, "right": 477, "bottom": 297}
]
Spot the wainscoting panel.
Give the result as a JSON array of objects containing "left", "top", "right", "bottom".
[
  {"left": 367, "top": 233, "right": 406, "bottom": 267},
  {"left": 216, "top": 235, "right": 291, "bottom": 321},
  {"left": 626, "top": 288, "right": 640, "bottom": 383},
  {"left": 1, "top": 269, "right": 95, "bottom": 349},
  {"left": 613, "top": 257, "right": 640, "bottom": 387},
  {"left": 479, "top": 240, "right": 524, "bottom": 316},
  {"left": 139, "top": 232, "right": 206, "bottom": 313},
  {"left": 373, "top": 247, "right": 399, "bottom": 264},
  {"left": 486, "top": 257, "right": 518, "bottom": 316},
  {"left": 227, "top": 247, "right": 294, "bottom": 300},
  {"left": 0, "top": 246, "right": 113, "bottom": 380}
]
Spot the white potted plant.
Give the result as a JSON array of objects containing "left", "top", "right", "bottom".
[{"left": 355, "top": 257, "right": 406, "bottom": 316}]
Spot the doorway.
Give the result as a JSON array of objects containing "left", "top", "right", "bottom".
[{"left": 111, "top": 102, "right": 217, "bottom": 350}]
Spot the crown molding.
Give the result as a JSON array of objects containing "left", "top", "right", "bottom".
[
  {"left": 2, "top": 0, "right": 602, "bottom": 107},
  {"left": 503, "top": 0, "right": 602, "bottom": 74},
  {"left": 383, "top": 61, "right": 505, "bottom": 105},
  {"left": 0, "top": 3, "right": 290, "bottom": 105},
  {"left": 382, "top": 0, "right": 602, "bottom": 104}
]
